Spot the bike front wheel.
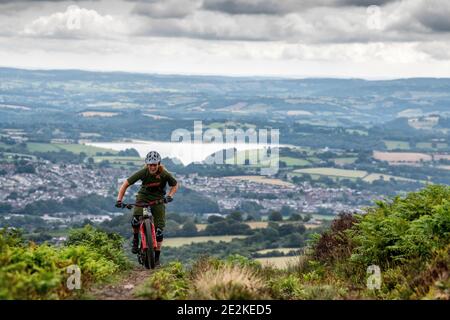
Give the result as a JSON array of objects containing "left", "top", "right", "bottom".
[{"left": 143, "top": 219, "right": 155, "bottom": 269}]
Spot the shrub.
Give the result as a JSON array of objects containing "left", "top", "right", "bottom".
[
  {"left": 350, "top": 185, "right": 450, "bottom": 267},
  {"left": 268, "top": 274, "right": 304, "bottom": 299},
  {"left": 0, "top": 226, "right": 130, "bottom": 299},
  {"left": 135, "top": 262, "right": 189, "bottom": 300}
]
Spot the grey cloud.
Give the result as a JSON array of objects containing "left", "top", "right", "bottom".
[
  {"left": 414, "top": 3, "right": 450, "bottom": 32},
  {"left": 131, "top": 0, "right": 201, "bottom": 18},
  {"left": 202, "top": 0, "right": 400, "bottom": 15}
]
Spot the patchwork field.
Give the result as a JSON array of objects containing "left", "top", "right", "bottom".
[{"left": 164, "top": 235, "right": 247, "bottom": 247}]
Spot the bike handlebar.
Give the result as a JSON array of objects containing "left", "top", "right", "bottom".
[{"left": 119, "top": 198, "right": 166, "bottom": 209}]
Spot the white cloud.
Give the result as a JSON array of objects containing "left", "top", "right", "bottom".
[{"left": 22, "top": 5, "right": 127, "bottom": 38}]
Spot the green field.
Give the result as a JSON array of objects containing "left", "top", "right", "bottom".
[
  {"left": 362, "top": 173, "right": 418, "bottom": 183},
  {"left": 416, "top": 142, "right": 448, "bottom": 150},
  {"left": 26, "top": 142, "right": 118, "bottom": 156},
  {"left": 279, "top": 157, "right": 311, "bottom": 166},
  {"left": 164, "top": 235, "right": 247, "bottom": 247},
  {"left": 384, "top": 140, "right": 410, "bottom": 150}
]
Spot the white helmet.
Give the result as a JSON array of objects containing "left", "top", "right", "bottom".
[{"left": 145, "top": 151, "right": 161, "bottom": 164}]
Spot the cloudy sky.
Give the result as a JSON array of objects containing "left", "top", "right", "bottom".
[{"left": 0, "top": 0, "right": 449, "bottom": 78}]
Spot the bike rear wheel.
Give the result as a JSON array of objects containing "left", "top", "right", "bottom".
[{"left": 143, "top": 219, "right": 155, "bottom": 269}]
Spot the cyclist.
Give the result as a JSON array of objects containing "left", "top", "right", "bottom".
[{"left": 115, "top": 151, "right": 178, "bottom": 266}]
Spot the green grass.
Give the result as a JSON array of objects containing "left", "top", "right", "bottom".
[
  {"left": 26, "top": 143, "right": 118, "bottom": 156},
  {"left": 26, "top": 143, "right": 61, "bottom": 153},
  {"left": 164, "top": 235, "right": 248, "bottom": 247},
  {"left": 279, "top": 157, "right": 311, "bottom": 166},
  {"left": 384, "top": 140, "right": 410, "bottom": 150}
]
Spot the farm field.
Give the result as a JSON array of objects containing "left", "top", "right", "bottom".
[
  {"left": 332, "top": 157, "right": 357, "bottom": 165},
  {"left": 245, "top": 221, "right": 269, "bottom": 229},
  {"left": 362, "top": 173, "right": 418, "bottom": 183},
  {"left": 26, "top": 142, "right": 118, "bottom": 156},
  {"left": 384, "top": 140, "right": 410, "bottom": 150},
  {"left": 279, "top": 157, "right": 311, "bottom": 166},
  {"left": 373, "top": 151, "right": 432, "bottom": 163},
  {"left": 195, "top": 224, "right": 207, "bottom": 231},
  {"left": 254, "top": 256, "right": 301, "bottom": 269},
  {"left": 164, "top": 235, "right": 247, "bottom": 247}
]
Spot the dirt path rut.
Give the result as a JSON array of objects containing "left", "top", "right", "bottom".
[{"left": 88, "top": 267, "right": 152, "bottom": 300}]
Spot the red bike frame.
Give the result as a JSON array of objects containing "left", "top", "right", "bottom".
[{"left": 139, "top": 218, "right": 157, "bottom": 250}]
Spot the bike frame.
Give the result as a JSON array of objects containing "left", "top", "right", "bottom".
[{"left": 139, "top": 209, "right": 157, "bottom": 250}]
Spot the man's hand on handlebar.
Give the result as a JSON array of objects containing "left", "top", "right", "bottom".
[
  {"left": 164, "top": 195, "right": 173, "bottom": 203},
  {"left": 115, "top": 200, "right": 123, "bottom": 208}
]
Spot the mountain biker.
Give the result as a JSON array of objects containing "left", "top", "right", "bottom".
[{"left": 115, "top": 151, "right": 178, "bottom": 266}]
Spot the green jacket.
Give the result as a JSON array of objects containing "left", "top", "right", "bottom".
[{"left": 127, "top": 165, "right": 177, "bottom": 200}]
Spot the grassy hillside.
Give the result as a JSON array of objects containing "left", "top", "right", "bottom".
[
  {"left": 136, "top": 185, "right": 450, "bottom": 300},
  {"left": 1, "top": 185, "right": 448, "bottom": 299}
]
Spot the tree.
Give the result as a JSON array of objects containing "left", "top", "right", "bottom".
[
  {"left": 268, "top": 211, "right": 283, "bottom": 222},
  {"left": 227, "top": 211, "right": 243, "bottom": 222},
  {"left": 207, "top": 215, "right": 225, "bottom": 224},
  {"left": 181, "top": 221, "right": 197, "bottom": 236}
]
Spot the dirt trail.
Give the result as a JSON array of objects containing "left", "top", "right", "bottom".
[{"left": 88, "top": 267, "right": 152, "bottom": 300}]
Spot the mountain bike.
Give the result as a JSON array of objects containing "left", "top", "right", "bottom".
[{"left": 119, "top": 198, "right": 166, "bottom": 269}]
